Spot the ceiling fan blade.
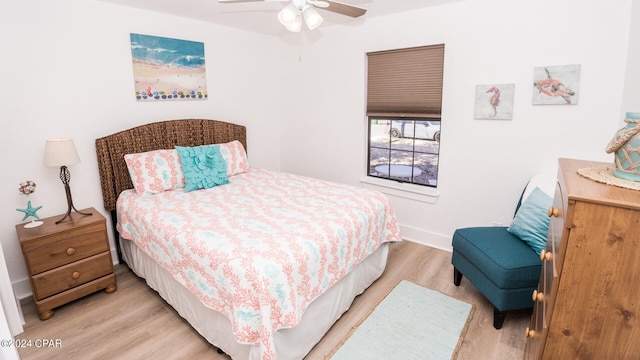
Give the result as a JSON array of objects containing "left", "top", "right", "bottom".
[{"left": 318, "top": 0, "right": 366, "bottom": 18}]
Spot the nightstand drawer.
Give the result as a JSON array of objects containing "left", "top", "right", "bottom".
[
  {"left": 31, "top": 252, "right": 113, "bottom": 300},
  {"left": 24, "top": 230, "right": 109, "bottom": 275}
]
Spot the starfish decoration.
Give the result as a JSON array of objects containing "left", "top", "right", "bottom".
[{"left": 16, "top": 201, "right": 43, "bottom": 221}]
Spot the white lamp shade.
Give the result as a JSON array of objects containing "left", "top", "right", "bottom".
[
  {"left": 303, "top": 6, "right": 323, "bottom": 30},
  {"left": 44, "top": 138, "right": 80, "bottom": 167}
]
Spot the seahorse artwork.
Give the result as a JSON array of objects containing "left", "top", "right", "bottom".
[
  {"left": 474, "top": 84, "right": 514, "bottom": 120},
  {"left": 486, "top": 87, "right": 501, "bottom": 118},
  {"left": 533, "top": 67, "right": 576, "bottom": 104}
]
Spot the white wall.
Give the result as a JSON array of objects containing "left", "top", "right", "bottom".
[
  {"left": 278, "top": 0, "right": 634, "bottom": 249},
  {"left": 0, "top": 0, "right": 286, "bottom": 302},
  {"left": 622, "top": 0, "right": 640, "bottom": 117},
  {"left": 0, "top": 242, "right": 22, "bottom": 338},
  {"left": 0, "top": 298, "right": 20, "bottom": 360}
]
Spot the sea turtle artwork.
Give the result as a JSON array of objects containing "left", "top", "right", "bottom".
[
  {"left": 534, "top": 68, "right": 576, "bottom": 104},
  {"left": 532, "top": 65, "right": 580, "bottom": 105}
]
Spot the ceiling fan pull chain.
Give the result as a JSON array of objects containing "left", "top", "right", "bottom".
[{"left": 298, "top": 32, "right": 303, "bottom": 62}]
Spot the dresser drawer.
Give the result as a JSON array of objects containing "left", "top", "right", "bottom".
[
  {"left": 24, "top": 230, "right": 109, "bottom": 275},
  {"left": 31, "top": 252, "right": 113, "bottom": 300}
]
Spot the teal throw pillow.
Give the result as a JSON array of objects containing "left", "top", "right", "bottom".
[
  {"left": 175, "top": 145, "right": 229, "bottom": 192},
  {"left": 507, "top": 187, "right": 553, "bottom": 255}
]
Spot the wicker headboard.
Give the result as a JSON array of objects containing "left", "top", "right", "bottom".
[{"left": 95, "top": 119, "right": 247, "bottom": 212}]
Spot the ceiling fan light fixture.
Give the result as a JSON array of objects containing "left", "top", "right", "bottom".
[
  {"left": 278, "top": 2, "right": 299, "bottom": 26},
  {"left": 302, "top": 6, "right": 323, "bottom": 30},
  {"left": 284, "top": 14, "right": 302, "bottom": 32}
]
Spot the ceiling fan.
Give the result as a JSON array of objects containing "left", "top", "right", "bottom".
[{"left": 218, "top": 0, "right": 367, "bottom": 32}]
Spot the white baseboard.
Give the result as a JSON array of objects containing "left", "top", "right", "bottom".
[
  {"left": 398, "top": 223, "right": 452, "bottom": 252},
  {"left": 12, "top": 280, "right": 31, "bottom": 302}
]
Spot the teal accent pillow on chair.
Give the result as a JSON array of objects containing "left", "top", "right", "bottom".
[
  {"left": 175, "top": 145, "right": 229, "bottom": 192},
  {"left": 507, "top": 187, "right": 553, "bottom": 255}
]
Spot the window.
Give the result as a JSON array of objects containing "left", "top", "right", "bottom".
[
  {"left": 366, "top": 44, "right": 445, "bottom": 187},
  {"left": 368, "top": 117, "right": 440, "bottom": 186}
]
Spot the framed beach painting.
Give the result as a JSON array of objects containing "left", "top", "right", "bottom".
[
  {"left": 474, "top": 84, "right": 515, "bottom": 120},
  {"left": 130, "top": 33, "right": 207, "bottom": 101},
  {"left": 532, "top": 64, "right": 580, "bottom": 105}
]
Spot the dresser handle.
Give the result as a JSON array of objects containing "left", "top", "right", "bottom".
[
  {"left": 525, "top": 327, "right": 536, "bottom": 338},
  {"left": 532, "top": 290, "right": 544, "bottom": 302},
  {"left": 548, "top": 207, "right": 560, "bottom": 217},
  {"left": 66, "top": 247, "right": 76, "bottom": 256},
  {"left": 71, "top": 271, "right": 80, "bottom": 280},
  {"left": 540, "top": 250, "right": 553, "bottom": 262}
]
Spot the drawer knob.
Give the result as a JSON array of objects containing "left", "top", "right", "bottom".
[
  {"left": 540, "top": 250, "right": 553, "bottom": 262},
  {"left": 71, "top": 271, "right": 80, "bottom": 280},
  {"left": 525, "top": 327, "right": 537, "bottom": 338},
  {"left": 66, "top": 247, "right": 76, "bottom": 256},
  {"left": 532, "top": 290, "right": 545, "bottom": 302},
  {"left": 548, "top": 207, "right": 560, "bottom": 217}
]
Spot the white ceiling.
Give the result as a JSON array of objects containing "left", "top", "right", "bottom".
[{"left": 99, "top": 0, "right": 460, "bottom": 37}]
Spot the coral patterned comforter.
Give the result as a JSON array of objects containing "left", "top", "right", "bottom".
[{"left": 116, "top": 168, "right": 401, "bottom": 360}]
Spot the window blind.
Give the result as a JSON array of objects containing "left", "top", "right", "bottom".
[{"left": 367, "top": 44, "right": 444, "bottom": 117}]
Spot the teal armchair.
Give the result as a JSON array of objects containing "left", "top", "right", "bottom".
[{"left": 451, "top": 175, "right": 554, "bottom": 329}]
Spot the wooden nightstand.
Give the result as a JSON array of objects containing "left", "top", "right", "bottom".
[{"left": 16, "top": 208, "right": 117, "bottom": 320}]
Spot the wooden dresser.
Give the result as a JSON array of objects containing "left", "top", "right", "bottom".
[
  {"left": 16, "top": 208, "right": 117, "bottom": 320},
  {"left": 524, "top": 158, "right": 640, "bottom": 359}
]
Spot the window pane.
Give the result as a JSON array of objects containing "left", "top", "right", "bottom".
[
  {"left": 369, "top": 146, "right": 389, "bottom": 176},
  {"left": 367, "top": 117, "right": 440, "bottom": 187},
  {"left": 369, "top": 119, "right": 391, "bottom": 149},
  {"left": 413, "top": 152, "right": 439, "bottom": 186},
  {"left": 368, "top": 118, "right": 391, "bottom": 176}
]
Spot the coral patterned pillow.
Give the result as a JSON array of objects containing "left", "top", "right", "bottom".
[
  {"left": 124, "top": 149, "right": 185, "bottom": 195},
  {"left": 219, "top": 140, "right": 249, "bottom": 176}
]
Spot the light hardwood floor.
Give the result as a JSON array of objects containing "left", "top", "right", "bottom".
[{"left": 16, "top": 241, "right": 529, "bottom": 359}]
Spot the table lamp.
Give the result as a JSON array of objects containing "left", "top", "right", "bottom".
[{"left": 44, "top": 138, "right": 92, "bottom": 224}]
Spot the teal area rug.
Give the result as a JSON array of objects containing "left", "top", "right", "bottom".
[{"left": 330, "top": 280, "right": 474, "bottom": 360}]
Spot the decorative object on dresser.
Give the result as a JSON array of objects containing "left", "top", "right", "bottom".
[
  {"left": 16, "top": 180, "right": 43, "bottom": 228},
  {"left": 605, "top": 111, "right": 640, "bottom": 182},
  {"left": 524, "top": 158, "right": 640, "bottom": 359},
  {"left": 16, "top": 208, "right": 116, "bottom": 321},
  {"left": 44, "top": 138, "right": 92, "bottom": 224}
]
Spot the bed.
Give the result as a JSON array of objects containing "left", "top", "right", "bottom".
[{"left": 95, "top": 119, "right": 401, "bottom": 360}]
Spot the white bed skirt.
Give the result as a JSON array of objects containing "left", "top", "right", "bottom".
[{"left": 121, "top": 238, "right": 389, "bottom": 360}]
